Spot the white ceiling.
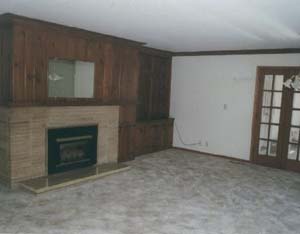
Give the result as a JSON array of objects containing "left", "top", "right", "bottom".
[{"left": 1, "top": 0, "right": 300, "bottom": 52}]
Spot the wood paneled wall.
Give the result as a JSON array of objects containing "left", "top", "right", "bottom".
[
  {"left": 137, "top": 52, "right": 172, "bottom": 120},
  {"left": 0, "top": 26, "right": 12, "bottom": 105},
  {"left": 4, "top": 17, "right": 140, "bottom": 110},
  {"left": 0, "top": 14, "right": 174, "bottom": 162}
]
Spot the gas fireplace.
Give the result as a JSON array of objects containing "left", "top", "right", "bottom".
[{"left": 48, "top": 125, "right": 98, "bottom": 174}]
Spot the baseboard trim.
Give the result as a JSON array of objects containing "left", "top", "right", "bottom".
[{"left": 173, "top": 147, "right": 250, "bottom": 163}]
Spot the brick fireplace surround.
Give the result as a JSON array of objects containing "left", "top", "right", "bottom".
[{"left": 0, "top": 106, "right": 119, "bottom": 187}]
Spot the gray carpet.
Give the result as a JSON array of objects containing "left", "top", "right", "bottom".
[{"left": 1, "top": 149, "right": 300, "bottom": 234}]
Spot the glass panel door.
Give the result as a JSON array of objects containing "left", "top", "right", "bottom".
[
  {"left": 286, "top": 83, "right": 300, "bottom": 172},
  {"left": 252, "top": 67, "right": 300, "bottom": 172},
  {"left": 257, "top": 74, "right": 282, "bottom": 160}
]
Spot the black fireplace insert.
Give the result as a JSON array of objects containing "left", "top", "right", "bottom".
[{"left": 48, "top": 125, "right": 98, "bottom": 174}]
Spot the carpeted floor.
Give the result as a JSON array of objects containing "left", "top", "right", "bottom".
[{"left": 1, "top": 149, "right": 300, "bottom": 234}]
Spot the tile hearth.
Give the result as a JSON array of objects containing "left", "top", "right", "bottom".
[{"left": 20, "top": 163, "right": 130, "bottom": 194}]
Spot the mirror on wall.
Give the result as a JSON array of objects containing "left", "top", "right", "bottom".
[{"left": 48, "top": 59, "right": 95, "bottom": 98}]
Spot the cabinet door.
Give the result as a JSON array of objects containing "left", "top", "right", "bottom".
[
  {"left": 137, "top": 53, "right": 152, "bottom": 120},
  {"left": 165, "top": 122, "right": 174, "bottom": 148},
  {"left": 137, "top": 53, "right": 171, "bottom": 121},
  {"left": 118, "top": 126, "right": 135, "bottom": 162},
  {"left": 151, "top": 57, "right": 171, "bottom": 119},
  {"left": 133, "top": 125, "right": 146, "bottom": 156},
  {"left": 150, "top": 123, "right": 165, "bottom": 150}
]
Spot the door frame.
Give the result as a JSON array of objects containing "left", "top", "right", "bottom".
[{"left": 250, "top": 66, "right": 300, "bottom": 170}]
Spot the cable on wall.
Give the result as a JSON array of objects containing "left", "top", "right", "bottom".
[{"left": 174, "top": 121, "right": 200, "bottom": 146}]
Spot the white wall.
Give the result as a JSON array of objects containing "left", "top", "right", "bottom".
[{"left": 170, "top": 54, "right": 300, "bottom": 160}]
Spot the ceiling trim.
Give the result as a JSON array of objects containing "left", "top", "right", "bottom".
[
  {"left": 173, "top": 48, "right": 300, "bottom": 56},
  {"left": 140, "top": 46, "right": 173, "bottom": 57}
]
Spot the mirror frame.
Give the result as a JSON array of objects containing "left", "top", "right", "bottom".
[{"left": 46, "top": 57, "right": 97, "bottom": 103}]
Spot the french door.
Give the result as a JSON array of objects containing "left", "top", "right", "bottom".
[{"left": 251, "top": 66, "right": 300, "bottom": 172}]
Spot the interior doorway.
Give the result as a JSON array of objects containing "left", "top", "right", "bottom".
[{"left": 251, "top": 66, "right": 300, "bottom": 172}]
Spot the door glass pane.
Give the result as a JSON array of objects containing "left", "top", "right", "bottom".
[
  {"left": 262, "top": 92, "right": 272, "bottom": 106},
  {"left": 268, "top": 141, "right": 277, "bottom": 157},
  {"left": 272, "top": 92, "right": 282, "bottom": 107},
  {"left": 261, "top": 108, "right": 270, "bottom": 123},
  {"left": 271, "top": 109, "right": 280, "bottom": 123},
  {"left": 260, "top": 124, "right": 269, "bottom": 139},
  {"left": 274, "top": 75, "right": 284, "bottom": 91},
  {"left": 293, "top": 93, "right": 300, "bottom": 108},
  {"left": 289, "top": 128, "right": 299, "bottom": 143},
  {"left": 291, "top": 110, "right": 300, "bottom": 126},
  {"left": 259, "top": 140, "right": 268, "bottom": 155},
  {"left": 264, "top": 75, "right": 273, "bottom": 90},
  {"left": 288, "top": 144, "right": 298, "bottom": 160},
  {"left": 269, "top": 125, "right": 279, "bottom": 140}
]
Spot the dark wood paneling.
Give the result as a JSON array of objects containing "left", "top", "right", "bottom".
[
  {"left": 116, "top": 45, "right": 139, "bottom": 124},
  {"left": 150, "top": 56, "right": 171, "bottom": 119},
  {"left": 133, "top": 119, "right": 174, "bottom": 157},
  {"left": 118, "top": 119, "right": 174, "bottom": 162},
  {"left": 137, "top": 53, "right": 172, "bottom": 121},
  {"left": 0, "top": 27, "right": 12, "bottom": 104},
  {"left": 119, "top": 50, "right": 173, "bottom": 161},
  {"left": 118, "top": 125, "right": 135, "bottom": 162},
  {"left": 11, "top": 20, "right": 107, "bottom": 105},
  {"left": 119, "top": 104, "right": 137, "bottom": 124},
  {"left": 2, "top": 13, "right": 144, "bottom": 48},
  {"left": 0, "top": 14, "right": 174, "bottom": 163},
  {"left": 6, "top": 16, "right": 140, "bottom": 107},
  {"left": 12, "top": 23, "right": 48, "bottom": 104},
  {"left": 137, "top": 53, "right": 152, "bottom": 120}
]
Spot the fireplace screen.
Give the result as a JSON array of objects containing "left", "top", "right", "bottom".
[{"left": 48, "top": 126, "right": 97, "bottom": 174}]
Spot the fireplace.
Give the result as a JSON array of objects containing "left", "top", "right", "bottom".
[{"left": 48, "top": 125, "right": 98, "bottom": 174}]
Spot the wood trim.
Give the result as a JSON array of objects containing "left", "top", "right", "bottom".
[
  {"left": 140, "top": 46, "right": 173, "bottom": 58},
  {"left": 173, "top": 147, "right": 250, "bottom": 163},
  {"left": 120, "top": 118, "right": 174, "bottom": 127},
  {"left": 174, "top": 48, "right": 300, "bottom": 56},
  {"left": 250, "top": 67, "right": 262, "bottom": 163},
  {"left": 6, "top": 99, "right": 137, "bottom": 107}
]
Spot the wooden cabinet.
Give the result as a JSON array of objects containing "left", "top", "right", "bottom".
[
  {"left": 118, "top": 125, "right": 135, "bottom": 162},
  {"left": 118, "top": 119, "right": 174, "bottom": 162},
  {"left": 137, "top": 52, "right": 171, "bottom": 121},
  {"left": 133, "top": 119, "right": 174, "bottom": 156},
  {"left": 119, "top": 48, "right": 174, "bottom": 162}
]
